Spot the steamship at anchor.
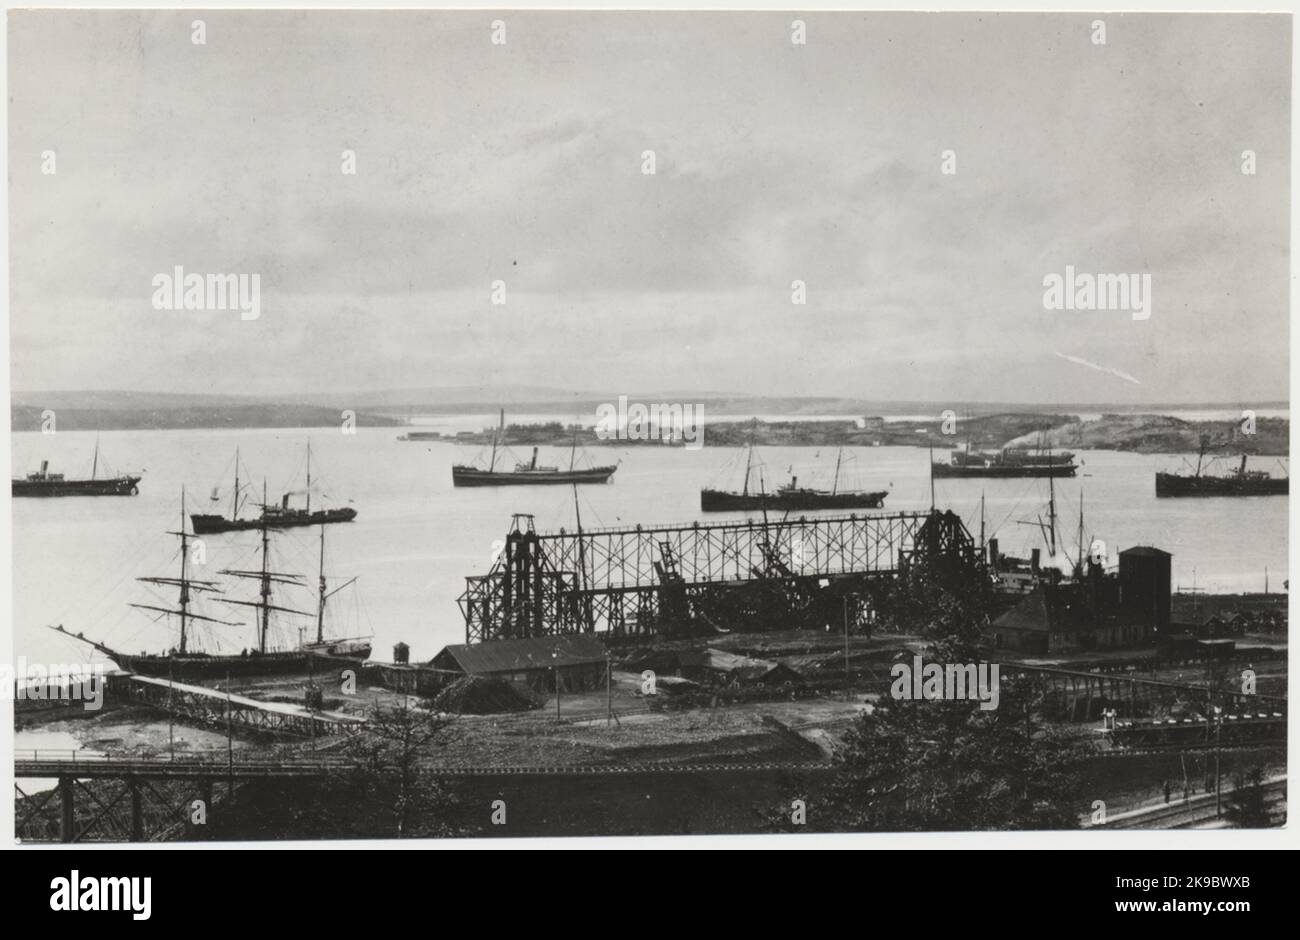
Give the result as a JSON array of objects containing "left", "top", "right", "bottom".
[
  {"left": 701, "top": 445, "right": 889, "bottom": 512},
  {"left": 190, "top": 443, "right": 357, "bottom": 534},
  {"left": 451, "top": 411, "right": 618, "bottom": 486},
  {"left": 1155, "top": 446, "right": 1288, "bottom": 498},
  {"left": 54, "top": 491, "right": 371, "bottom": 679},
  {"left": 932, "top": 443, "right": 1077, "bottom": 478},
  {"left": 12, "top": 443, "right": 141, "bottom": 497}
]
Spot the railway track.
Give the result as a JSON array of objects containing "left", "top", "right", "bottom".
[{"left": 1093, "top": 778, "right": 1286, "bottom": 829}]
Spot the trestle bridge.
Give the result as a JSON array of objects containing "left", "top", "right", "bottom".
[{"left": 459, "top": 509, "right": 980, "bottom": 643}]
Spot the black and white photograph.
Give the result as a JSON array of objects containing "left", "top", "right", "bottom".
[{"left": 4, "top": 5, "right": 1293, "bottom": 861}]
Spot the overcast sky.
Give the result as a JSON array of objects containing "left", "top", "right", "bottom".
[{"left": 8, "top": 11, "right": 1290, "bottom": 404}]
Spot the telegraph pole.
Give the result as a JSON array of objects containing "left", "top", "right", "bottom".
[
  {"left": 606, "top": 651, "right": 613, "bottom": 727},
  {"left": 225, "top": 671, "right": 234, "bottom": 783},
  {"left": 553, "top": 648, "right": 561, "bottom": 721},
  {"left": 843, "top": 595, "right": 851, "bottom": 701},
  {"left": 1213, "top": 705, "right": 1223, "bottom": 817}
]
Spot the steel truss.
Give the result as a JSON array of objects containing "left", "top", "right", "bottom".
[{"left": 459, "top": 510, "right": 978, "bottom": 643}]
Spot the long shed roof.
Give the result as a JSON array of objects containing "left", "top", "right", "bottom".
[{"left": 434, "top": 634, "right": 607, "bottom": 674}]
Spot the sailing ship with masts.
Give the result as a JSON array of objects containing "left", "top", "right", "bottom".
[
  {"left": 52, "top": 491, "right": 371, "bottom": 679},
  {"left": 190, "top": 442, "right": 357, "bottom": 534},
  {"left": 701, "top": 438, "right": 888, "bottom": 512},
  {"left": 12, "top": 440, "right": 141, "bottom": 497},
  {"left": 451, "top": 410, "right": 618, "bottom": 486}
]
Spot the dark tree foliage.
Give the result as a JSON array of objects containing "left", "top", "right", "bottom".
[
  {"left": 831, "top": 639, "right": 1092, "bottom": 831},
  {"left": 1226, "top": 768, "right": 1274, "bottom": 828},
  {"left": 203, "top": 700, "right": 460, "bottom": 840},
  {"left": 874, "top": 557, "right": 999, "bottom": 641},
  {"left": 338, "top": 698, "right": 458, "bottom": 838}
]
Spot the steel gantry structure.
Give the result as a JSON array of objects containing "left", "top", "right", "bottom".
[{"left": 458, "top": 509, "right": 980, "bottom": 643}]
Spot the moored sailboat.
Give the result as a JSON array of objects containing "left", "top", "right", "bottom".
[{"left": 52, "top": 493, "right": 370, "bottom": 679}]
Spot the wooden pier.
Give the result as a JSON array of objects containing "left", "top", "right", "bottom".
[{"left": 104, "top": 673, "right": 365, "bottom": 739}]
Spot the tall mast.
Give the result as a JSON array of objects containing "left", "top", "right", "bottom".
[
  {"left": 979, "top": 491, "right": 986, "bottom": 556},
  {"left": 1047, "top": 469, "right": 1058, "bottom": 559},
  {"left": 231, "top": 447, "right": 240, "bottom": 520},
  {"left": 216, "top": 480, "right": 310, "bottom": 651},
  {"left": 317, "top": 524, "right": 327, "bottom": 643},
  {"left": 1076, "top": 490, "right": 1085, "bottom": 573},
  {"left": 178, "top": 487, "right": 189, "bottom": 652},
  {"left": 305, "top": 441, "right": 311, "bottom": 515},
  {"left": 260, "top": 483, "right": 271, "bottom": 652},
  {"left": 928, "top": 442, "right": 936, "bottom": 511},
  {"left": 489, "top": 409, "right": 504, "bottom": 473},
  {"left": 742, "top": 421, "right": 756, "bottom": 497},
  {"left": 132, "top": 487, "right": 235, "bottom": 652},
  {"left": 91, "top": 438, "right": 99, "bottom": 480},
  {"left": 831, "top": 448, "right": 843, "bottom": 496},
  {"left": 573, "top": 483, "right": 590, "bottom": 630},
  {"left": 569, "top": 425, "right": 578, "bottom": 472}
]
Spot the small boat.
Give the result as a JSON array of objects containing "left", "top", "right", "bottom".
[
  {"left": 451, "top": 411, "right": 617, "bottom": 487},
  {"left": 701, "top": 445, "right": 888, "bottom": 512},
  {"left": 54, "top": 492, "right": 370, "bottom": 680},
  {"left": 12, "top": 443, "right": 141, "bottom": 497},
  {"left": 190, "top": 443, "right": 357, "bottom": 534}
]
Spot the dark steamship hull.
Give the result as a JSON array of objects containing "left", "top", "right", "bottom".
[
  {"left": 12, "top": 476, "right": 141, "bottom": 497},
  {"left": 931, "top": 464, "right": 1076, "bottom": 479},
  {"left": 1155, "top": 473, "right": 1288, "bottom": 498},
  {"left": 451, "top": 465, "right": 617, "bottom": 487},
  {"left": 190, "top": 507, "right": 358, "bottom": 534},
  {"left": 700, "top": 489, "right": 888, "bottom": 512}
]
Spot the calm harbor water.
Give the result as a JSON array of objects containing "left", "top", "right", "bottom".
[{"left": 12, "top": 425, "right": 1289, "bottom": 667}]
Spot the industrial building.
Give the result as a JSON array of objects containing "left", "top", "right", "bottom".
[
  {"left": 990, "top": 546, "right": 1172, "bottom": 655},
  {"left": 432, "top": 634, "right": 608, "bottom": 693}
]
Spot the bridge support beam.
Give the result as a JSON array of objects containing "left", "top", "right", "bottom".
[
  {"left": 59, "top": 777, "right": 74, "bottom": 843},
  {"left": 129, "top": 777, "right": 143, "bottom": 842}
]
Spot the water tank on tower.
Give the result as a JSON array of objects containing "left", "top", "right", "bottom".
[{"left": 1119, "top": 546, "right": 1172, "bottom": 632}]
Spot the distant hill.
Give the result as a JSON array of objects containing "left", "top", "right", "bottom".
[
  {"left": 10, "top": 391, "right": 401, "bottom": 431},
  {"left": 1005, "top": 414, "right": 1288, "bottom": 456},
  {"left": 10, "top": 388, "right": 1288, "bottom": 434}
]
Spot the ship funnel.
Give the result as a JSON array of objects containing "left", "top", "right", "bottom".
[{"left": 40, "top": 460, "right": 48, "bottom": 474}]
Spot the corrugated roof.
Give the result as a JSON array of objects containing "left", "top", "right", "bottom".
[{"left": 435, "top": 634, "right": 607, "bottom": 674}]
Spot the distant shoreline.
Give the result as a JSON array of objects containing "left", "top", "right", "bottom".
[
  {"left": 397, "top": 412, "right": 1289, "bottom": 456},
  {"left": 9, "top": 402, "right": 1288, "bottom": 456}
]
